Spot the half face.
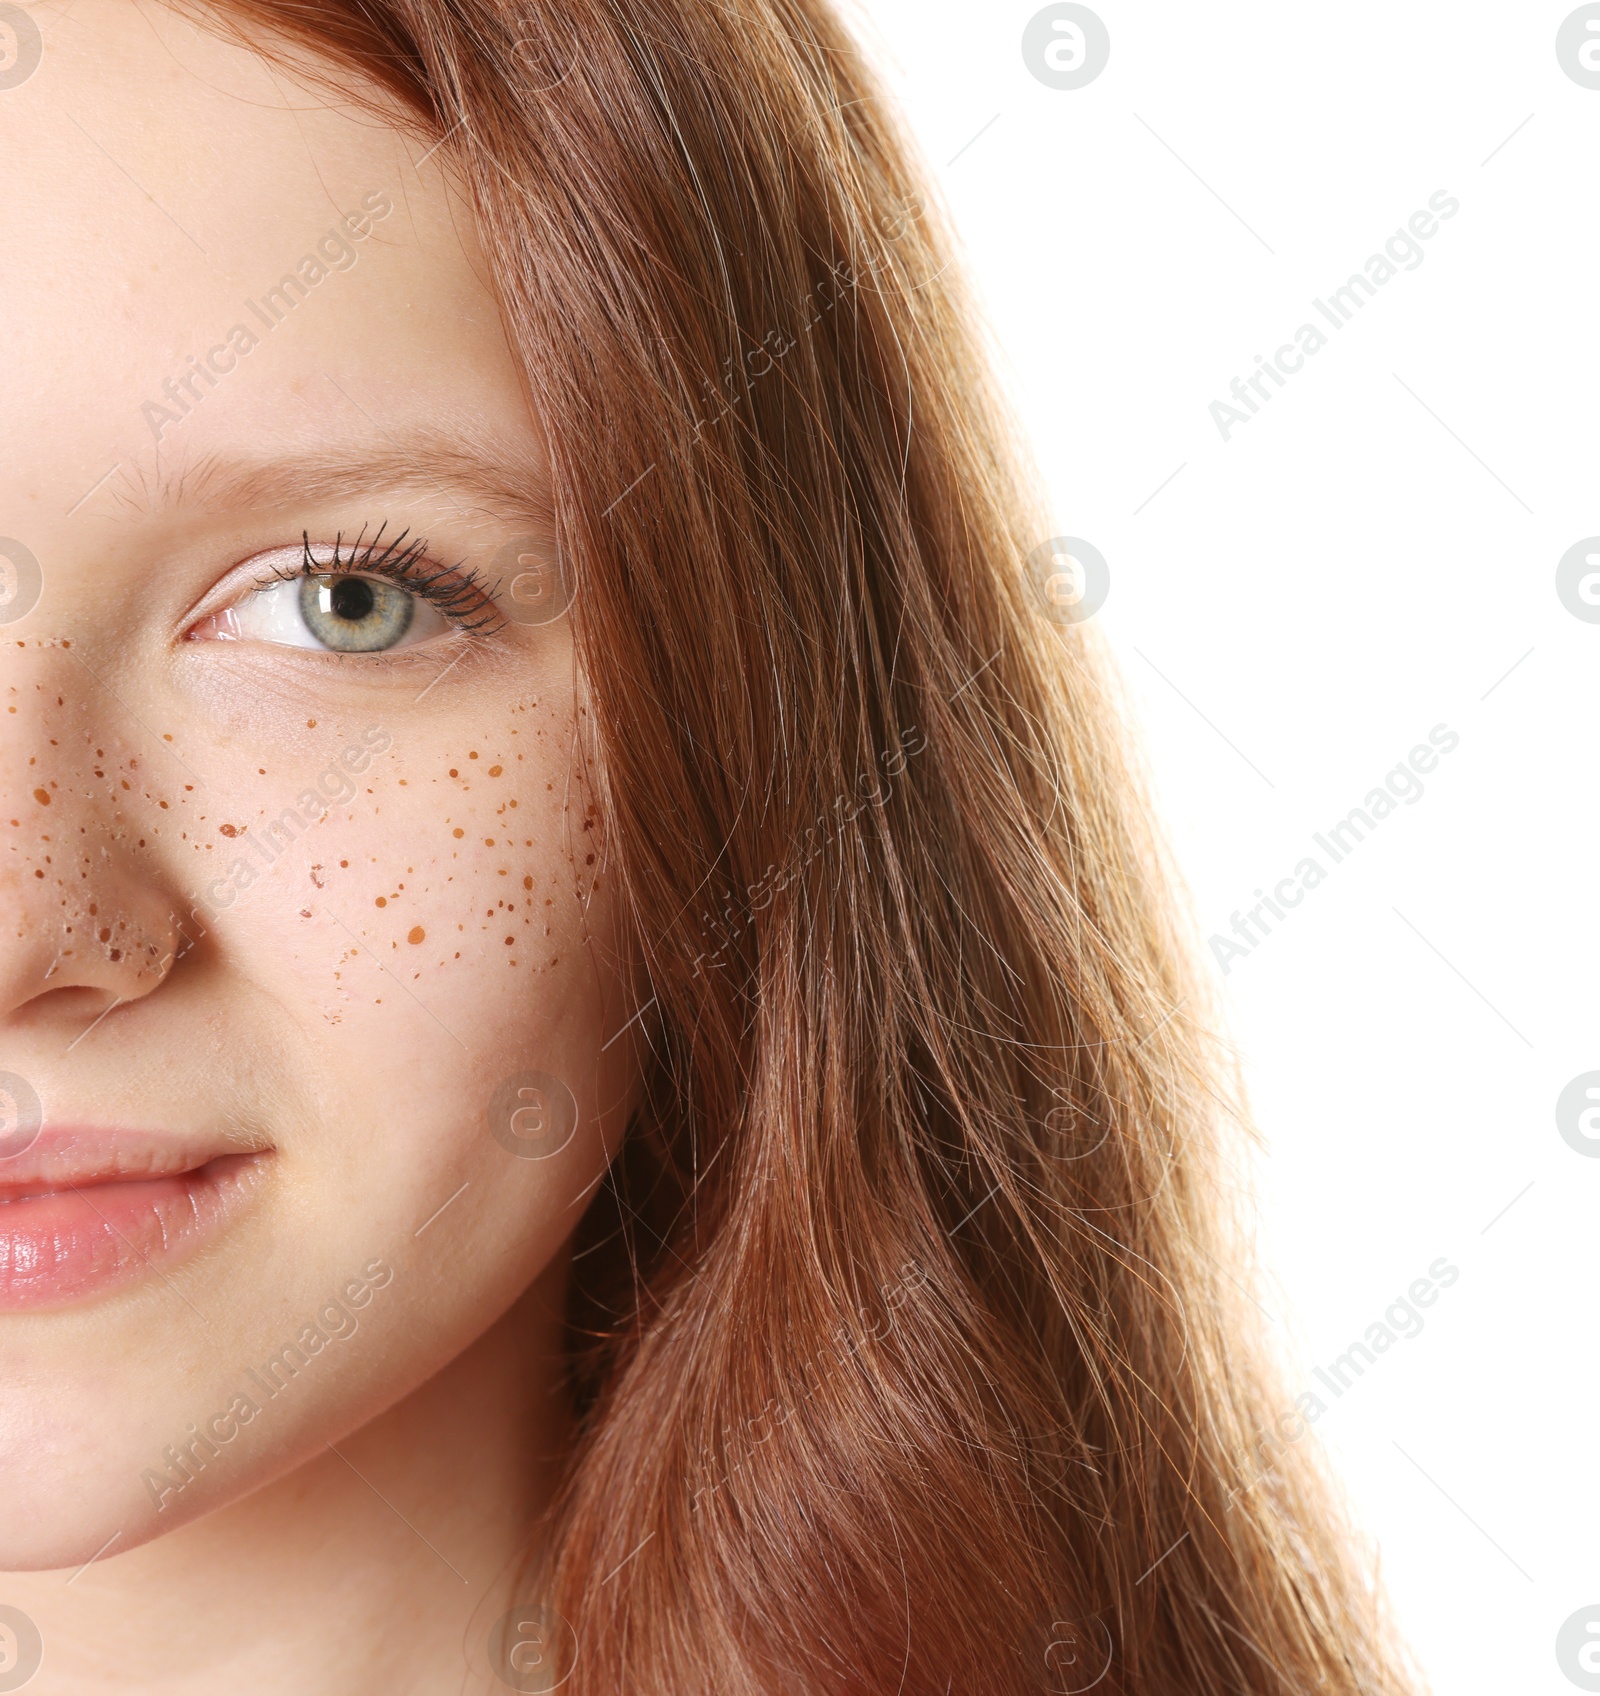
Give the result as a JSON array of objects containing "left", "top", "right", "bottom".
[{"left": 0, "top": 0, "right": 638, "bottom": 1568}]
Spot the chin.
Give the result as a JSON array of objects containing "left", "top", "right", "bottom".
[
  {"left": 0, "top": 1411, "right": 205, "bottom": 1572},
  {"left": 0, "top": 1486, "right": 156, "bottom": 1574}
]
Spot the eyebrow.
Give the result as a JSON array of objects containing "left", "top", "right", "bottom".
[{"left": 118, "top": 431, "right": 554, "bottom": 533}]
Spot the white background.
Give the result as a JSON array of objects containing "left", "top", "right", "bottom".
[{"left": 847, "top": 3, "right": 1596, "bottom": 1690}]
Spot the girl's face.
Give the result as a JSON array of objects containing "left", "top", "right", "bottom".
[{"left": 0, "top": 2, "right": 639, "bottom": 1568}]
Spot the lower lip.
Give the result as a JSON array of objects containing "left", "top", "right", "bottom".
[{"left": 0, "top": 1154, "right": 266, "bottom": 1311}]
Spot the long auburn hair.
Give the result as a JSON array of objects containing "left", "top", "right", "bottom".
[{"left": 181, "top": 2, "right": 1419, "bottom": 1690}]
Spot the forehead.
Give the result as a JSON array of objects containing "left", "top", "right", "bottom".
[{"left": 0, "top": 1, "right": 531, "bottom": 531}]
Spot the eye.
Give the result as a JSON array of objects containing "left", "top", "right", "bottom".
[
  {"left": 211, "top": 570, "right": 449, "bottom": 654},
  {"left": 189, "top": 530, "right": 490, "bottom": 654}
]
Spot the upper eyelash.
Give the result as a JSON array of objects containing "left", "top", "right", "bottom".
[{"left": 258, "top": 520, "right": 503, "bottom": 635}]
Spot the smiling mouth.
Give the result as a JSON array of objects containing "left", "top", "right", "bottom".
[{"left": 0, "top": 1143, "right": 271, "bottom": 1311}]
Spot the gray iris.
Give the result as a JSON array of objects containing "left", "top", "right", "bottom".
[{"left": 298, "top": 574, "right": 414, "bottom": 653}]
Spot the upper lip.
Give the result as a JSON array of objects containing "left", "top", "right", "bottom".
[{"left": 0, "top": 1128, "right": 270, "bottom": 1200}]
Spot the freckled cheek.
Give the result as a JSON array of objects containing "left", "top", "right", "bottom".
[{"left": 199, "top": 767, "right": 596, "bottom": 1031}]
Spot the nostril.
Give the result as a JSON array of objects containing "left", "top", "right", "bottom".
[
  {"left": 0, "top": 870, "right": 185, "bottom": 1023},
  {"left": 17, "top": 982, "right": 126, "bottom": 1036}
]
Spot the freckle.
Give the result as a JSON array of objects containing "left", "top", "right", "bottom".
[
  {"left": 449, "top": 769, "right": 458, "bottom": 778},
  {"left": 31, "top": 789, "right": 48, "bottom": 806},
  {"left": 307, "top": 719, "right": 317, "bottom": 728},
  {"left": 484, "top": 838, "right": 495, "bottom": 847},
  {"left": 219, "top": 824, "right": 239, "bottom": 838},
  {"left": 453, "top": 827, "right": 464, "bottom": 838},
  {"left": 339, "top": 859, "right": 348, "bottom": 868},
  {"left": 523, "top": 876, "right": 533, "bottom": 890},
  {"left": 504, "top": 936, "right": 513, "bottom": 945},
  {"left": 408, "top": 926, "right": 425, "bottom": 944},
  {"left": 375, "top": 896, "right": 387, "bottom": 907},
  {"left": 488, "top": 765, "right": 502, "bottom": 777},
  {"left": 469, "top": 751, "right": 479, "bottom": 760}
]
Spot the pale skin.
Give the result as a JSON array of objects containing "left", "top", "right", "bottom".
[{"left": 0, "top": 4, "right": 643, "bottom": 1690}]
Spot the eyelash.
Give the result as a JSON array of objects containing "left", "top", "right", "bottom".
[{"left": 258, "top": 521, "right": 504, "bottom": 636}]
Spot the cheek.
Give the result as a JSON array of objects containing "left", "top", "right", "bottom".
[
  {"left": 181, "top": 704, "right": 634, "bottom": 1232},
  {"left": 259, "top": 740, "right": 604, "bottom": 1023}
]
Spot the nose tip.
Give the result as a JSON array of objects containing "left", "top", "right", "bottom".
[{"left": 0, "top": 860, "right": 182, "bottom": 1025}]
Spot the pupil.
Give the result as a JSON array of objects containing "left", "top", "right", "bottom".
[{"left": 329, "top": 577, "right": 376, "bottom": 622}]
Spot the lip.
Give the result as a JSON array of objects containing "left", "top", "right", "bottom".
[{"left": 0, "top": 1129, "right": 271, "bottom": 1311}]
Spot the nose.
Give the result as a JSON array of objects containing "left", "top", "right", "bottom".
[
  {"left": 0, "top": 708, "right": 185, "bottom": 1028},
  {"left": 0, "top": 844, "right": 183, "bottom": 1024}
]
